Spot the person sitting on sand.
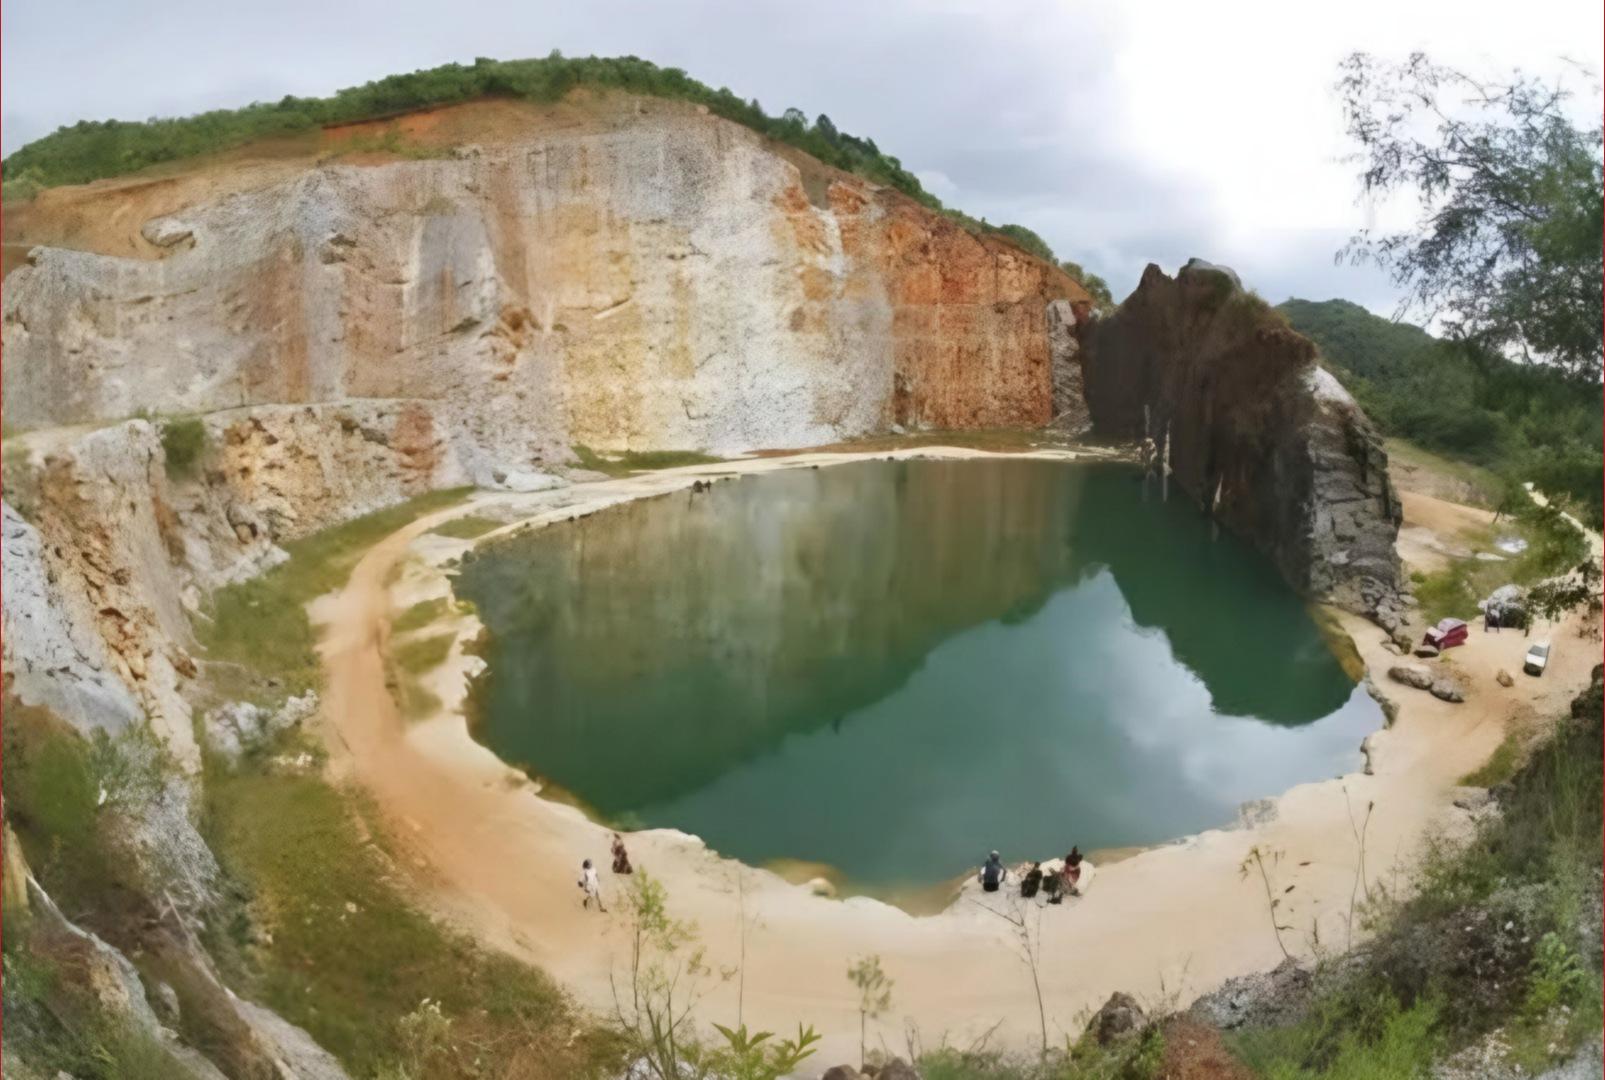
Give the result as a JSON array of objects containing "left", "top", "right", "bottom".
[
  {"left": 1044, "top": 865, "right": 1064, "bottom": 904},
  {"left": 1061, "top": 848, "right": 1084, "bottom": 896},
  {"left": 578, "top": 858, "right": 606, "bottom": 912},
  {"left": 978, "top": 851, "right": 1007, "bottom": 893},
  {"left": 1020, "top": 861, "right": 1044, "bottom": 899},
  {"left": 611, "top": 833, "right": 633, "bottom": 875}
]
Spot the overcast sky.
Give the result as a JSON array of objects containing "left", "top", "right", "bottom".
[{"left": 4, "top": 0, "right": 1601, "bottom": 311}]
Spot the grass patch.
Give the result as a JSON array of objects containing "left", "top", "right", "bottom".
[
  {"left": 1384, "top": 438, "right": 1503, "bottom": 507},
  {"left": 572, "top": 444, "right": 723, "bottom": 477},
  {"left": 916, "top": 1025, "right": 1167, "bottom": 1078},
  {"left": 430, "top": 514, "right": 500, "bottom": 540},
  {"left": 1, "top": 944, "right": 187, "bottom": 1080},
  {"left": 195, "top": 488, "right": 471, "bottom": 697},
  {"left": 328, "top": 126, "right": 458, "bottom": 161},
  {"left": 1459, "top": 729, "right": 1525, "bottom": 788},
  {"left": 1, "top": 700, "right": 168, "bottom": 910},
  {"left": 392, "top": 597, "right": 452, "bottom": 634},
  {"left": 392, "top": 678, "right": 443, "bottom": 721},
  {"left": 1411, "top": 497, "right": 1588, "bottom": 625},
  {"left": 201, "top": 743, "right": 616, "bottom": 1078},
  {"left": 158, "top": 416, "right": 208, "bottom": 479},
  {"left": 1235, "top": 991, "right": 1442, "bottom": 1080},
  {"left": 390, "top": 632, "right": 454, "bottom": 676}
]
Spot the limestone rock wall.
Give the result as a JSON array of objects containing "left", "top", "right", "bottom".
[
  {"left": 1079, "top": 261, "right": 1402, "bottom": 614},
  {"left": 1, "top": 402, "right": 466, "bottom": 763},
  {"left": 3, "top": 98, "right": 1083, "bottom": 480}
]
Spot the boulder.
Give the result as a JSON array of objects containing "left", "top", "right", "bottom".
[
  {"left": 1479, "top": 584, "right": 1527, "bottom": 627},
  {"left": 1496, "top": 669, "right": 1515, "bottom": 688},
  {"left": 1087, "top": 991, "right": 1147, "bottom": 1045},
  {"left": 1187, "top": 958, "right": 1314, "bottom": 1032},
  {"left": 821, "top": 1068, "right": 865, "bottom": 1080},
  {"left": 488, "top": 468, "right": 564, "bottom": 493},
  {"left": 141, "top": 217, "right": 194, "bottom": 248},
  {"left": 805, "top": 876, "right": 836, "bottom": 898},
  {"left": 1388, "top": 665, "right": 1434, "bottom": 691},
  {"left": 205, "top": 692, "right": 318, "bottom": 760},
  {"left": 1413, "top": 643, "right": 1441, "bottom": 659},
  {"left": 876, "top": 1060, "right": 921, "bottom": 1080},
  {"left": 1429, "top": 678, "right": 1465, "bottom": 703}
]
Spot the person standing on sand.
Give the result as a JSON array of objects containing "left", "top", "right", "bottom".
[
  {"left": 579, "top": 858, "right": 606, "bottom": 912},
  {"left": 611, "top": 833, "right": 633, "bottom": 875}
]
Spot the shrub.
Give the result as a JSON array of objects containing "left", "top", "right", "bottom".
[{"left": 159, "top": 417, "right": 208, "bottom": 479}]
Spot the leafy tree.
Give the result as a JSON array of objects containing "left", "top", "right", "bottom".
[
  {"left": 1525, "top": 559, "right": 1602, "bottom": 629},
  {"left": 1060, "top": 260, "right": 1115, "bottom": 312},
  {"left": 1279, "top": 297, "right": 1604, "bottom": 524},
  {"left": 1337, "top": 51, "right": 1604, "bottom": 379},
  {"left": 992, "top": 223, "right": 1056, "bottom": 263}
]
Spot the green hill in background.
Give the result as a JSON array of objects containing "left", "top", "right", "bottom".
[
  {"left": 1278, "top": 298, "right": 1602, "bottom": 524},
  {"left": 0, "top": 53, "right": 1071, "bottom": 269}
]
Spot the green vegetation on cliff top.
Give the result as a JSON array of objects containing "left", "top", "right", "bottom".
[{"left": 0, "top": 53, "right": 1087, "bottom": 273}]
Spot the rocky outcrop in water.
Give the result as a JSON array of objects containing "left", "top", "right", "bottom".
[{"left": 1076, "top": 260, "right": 1403, "bottom": 614}]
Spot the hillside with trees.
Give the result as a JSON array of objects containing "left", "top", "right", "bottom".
[
  {"left": 0, "top": 53, "right": 1106, "bottom": 277},
  {"left": 1278, "top": 297, "right": 1603, "bottom": 524}
]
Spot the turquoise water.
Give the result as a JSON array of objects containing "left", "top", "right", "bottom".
[{"left": 457, "top": 460, "right": 1379, "bottom": 887}]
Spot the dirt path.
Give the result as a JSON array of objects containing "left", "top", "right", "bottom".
[
  {"left": 313, "top": 450, "right": 1600, "bottom": 1066},
  {"left": 1396, "top": 490, "right": 1499, "bottom": 574}
]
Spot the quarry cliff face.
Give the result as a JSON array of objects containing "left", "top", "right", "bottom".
[
  {"left": 1078, "top": 261, "right": 1404, "bottom": 616},
  {"left": 3, "top": 97, "right": 1084, "bottom": 481}
]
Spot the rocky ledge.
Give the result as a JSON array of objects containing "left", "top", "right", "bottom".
[{"left": 1077, "top": 259, "right": 1403, "bottom": 615}]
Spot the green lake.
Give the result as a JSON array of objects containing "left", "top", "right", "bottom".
[{"left": 456, "top": 460, "right": 1380, "bottom": 888}]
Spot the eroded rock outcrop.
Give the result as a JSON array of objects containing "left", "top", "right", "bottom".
[
  {"left": 1078, "top": 261, "right": 1402, "bottom": 613},
  {"left": 1, "top": 402, "right": 467, "bottom": 764}
]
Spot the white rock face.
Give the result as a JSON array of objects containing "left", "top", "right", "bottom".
[
  {"left": 3, "top": 501, "right": 143, "bottom": 733},
  {"left": 3, "top": 101, "right": 1079, "bottom": 480},
  {"left": 1, "top": 401, "right": 470, "bottom": 763}
]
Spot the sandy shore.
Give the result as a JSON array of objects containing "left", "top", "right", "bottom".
[{"left": 312, "top": 448, "right": 1600, "bottom": 1066}]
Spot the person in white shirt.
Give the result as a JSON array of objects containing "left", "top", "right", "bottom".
[{"left": 579, "top": 858, "right": 606, "bottom": 912}]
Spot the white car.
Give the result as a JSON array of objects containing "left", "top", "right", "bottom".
[{"left": 1523, "top": 641, "right": 1551, "bottom": 677}]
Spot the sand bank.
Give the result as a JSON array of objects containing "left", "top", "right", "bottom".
[{"left": 313, "top": 448, "right": 1599, "bottom": 1065}]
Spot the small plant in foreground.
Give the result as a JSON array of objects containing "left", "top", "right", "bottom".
[{"left": 847, "top": 954, "right": 894, "bottom": 1070}]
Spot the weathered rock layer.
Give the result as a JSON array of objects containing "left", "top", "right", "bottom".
[
  {"left": 1078, "top": 261, "right": 1403, "bottom": 614},
  {"left": 3, "top": 96, "right": 1084, "bottom": 480}
]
